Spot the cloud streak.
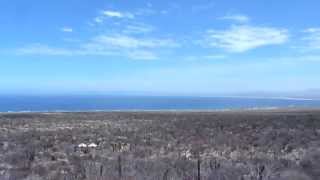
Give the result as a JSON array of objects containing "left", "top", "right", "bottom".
[
  {"left": 204, "top": 25, "right": 289, "bottom": 52},
  {"left": 88, "top": 34, "right": 180, "bottom": 49},
  {"left": 219, "top": 14, "right": 250, "bottom": 23},
  {"left": 17, "top": 44, "right": 75, "bottom": 56},
  {"left": 16, "top": 34, "right": 180, "bottom": 60},
  {"left": 93, "top": 8, "right": 158, "bottom": 25},
  {"left": 122, "top": 23, "right": 155, "bottom": 34},
  {"left": 61, "top": 27, "right": 73, "bottom": 32},
  {"left": 303, "top": 28, "right": 320, "bottom": 50},
  {"left": 102, "top": 10, "right": 135, "bottom": 19}
]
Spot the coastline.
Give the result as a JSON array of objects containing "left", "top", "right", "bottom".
[{"left": 1, "top": 107, "right": 320, "bottom": 114}]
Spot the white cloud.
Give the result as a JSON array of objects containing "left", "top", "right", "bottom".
[
  {"left": 219, "top": 14, "right": 250, "bottom": 23},
  {"left": 80, "top": 34, "right": 179, "bottom": 60},
  {"left": 302, "top": 28, "right": 320, "bottom": 49},
  {"left": 16, "top": 43, "right": 127, "bottom": 58},
  {"left": 91, "top": 5, "right": 165, "bottom": 26},
  {"left": 16, "top": 44, "right": 74, "bottom": 56},
  {"left": 61, "top": 27, "right": 73, "bottom": 32},
  {"left": 16, "top": 34, "right": 180, "bottom": 60},
  {"left": 17, "top": 43, "right": 158, "bottom": 60},
  {"left": 205, "top": 25, "right": 289, "bottom": 52},
  {"left": 102, "top": 10, "right": 135, "bottom": 19},
  {"left": 93, "top": 9, "right": 156, "bottom": 25},
  {"left": 16, "top": 44, "right": 112, "bottom": 56},
  {"left": 305, "top": 28, "right": 320, "bottom": 33},
  {"left": 123, "top": 23, "right": 155, "bottom": 34},
  {"left": 94, "top": 17, "right": 103, "bottom": 24},
  {"left": 89, "top": 34, "right": 180, "bottom": 49}
]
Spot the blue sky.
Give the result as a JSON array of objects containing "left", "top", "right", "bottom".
[{"left": 1, "top": 0, "right": 320, "bottom": 95}]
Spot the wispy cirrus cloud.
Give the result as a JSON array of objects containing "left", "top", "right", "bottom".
[
  {"left": 17, "top": 44, "right": 75, "bottom": 56},
  {"left": 61, "top": 27, "right": 73, "bottom": 32},
  {"left": 93, "top": 17, "right": 103, "bottom": 24},
  {"left": 102, "top": 10, "right": 135, "bottom": 19},
  {"left": 204, "top": 25, "right": 289, "bottom": 53},
  {"left": 302, "top": 28, "right": 320, "bottom": 50},
  {"left": 93, "top": 7, "right": 157, "bottom": 25},
  {"left": 16, "top": 44, "right": 115, "bottom": 56},
  {"left": 17, "top": 3, "right": 179, "bottom": 61},
  {"left": 16, "top": 43, "right": 154, "bottom": 60},
  {"left": 92, "top": 10, "right": 135, "bottom": 24},
  {"left": 122, "top": 23, "right": 155, "bottom": 34},
  {"left": 16, "top": 34, "right": 180, "bottom": 60},
  {"left": 88, "top": 34, "right": 180, "bottom": 49},
  {"left": 219, "top": 14, "right": 250, "bottom": 23}
]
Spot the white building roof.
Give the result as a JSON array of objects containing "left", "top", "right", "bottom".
[
  {"left": 78, "top": 143, "right": 87, "bottom": 148},
  {"left": 88, "top": 143, "right": 98, "bottom": 148}
]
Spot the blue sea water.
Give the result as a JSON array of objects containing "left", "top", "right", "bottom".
[{"left": 0, "top": 95, "right": 320, "bottom": 112}]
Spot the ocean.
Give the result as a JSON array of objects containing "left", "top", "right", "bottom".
[{"left": 0, "top": 95, "right": 320, "bottom": 112}]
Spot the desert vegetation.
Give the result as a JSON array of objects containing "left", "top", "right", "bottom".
[{"left": 0, "top": 109, "right": 320, "bottom": 180}]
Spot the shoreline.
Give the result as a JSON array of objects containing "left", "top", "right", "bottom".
[{"left": 1, "top": 107, "right": 320, "bottom": 114}]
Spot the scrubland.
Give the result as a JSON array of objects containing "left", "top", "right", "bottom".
[{"left": 0, "top": 109, "right": 320, "bottom": 180}]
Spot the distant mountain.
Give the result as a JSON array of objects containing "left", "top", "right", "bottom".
[{"left": 229, "top": 89, "right": 320, "bottom": 100}]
